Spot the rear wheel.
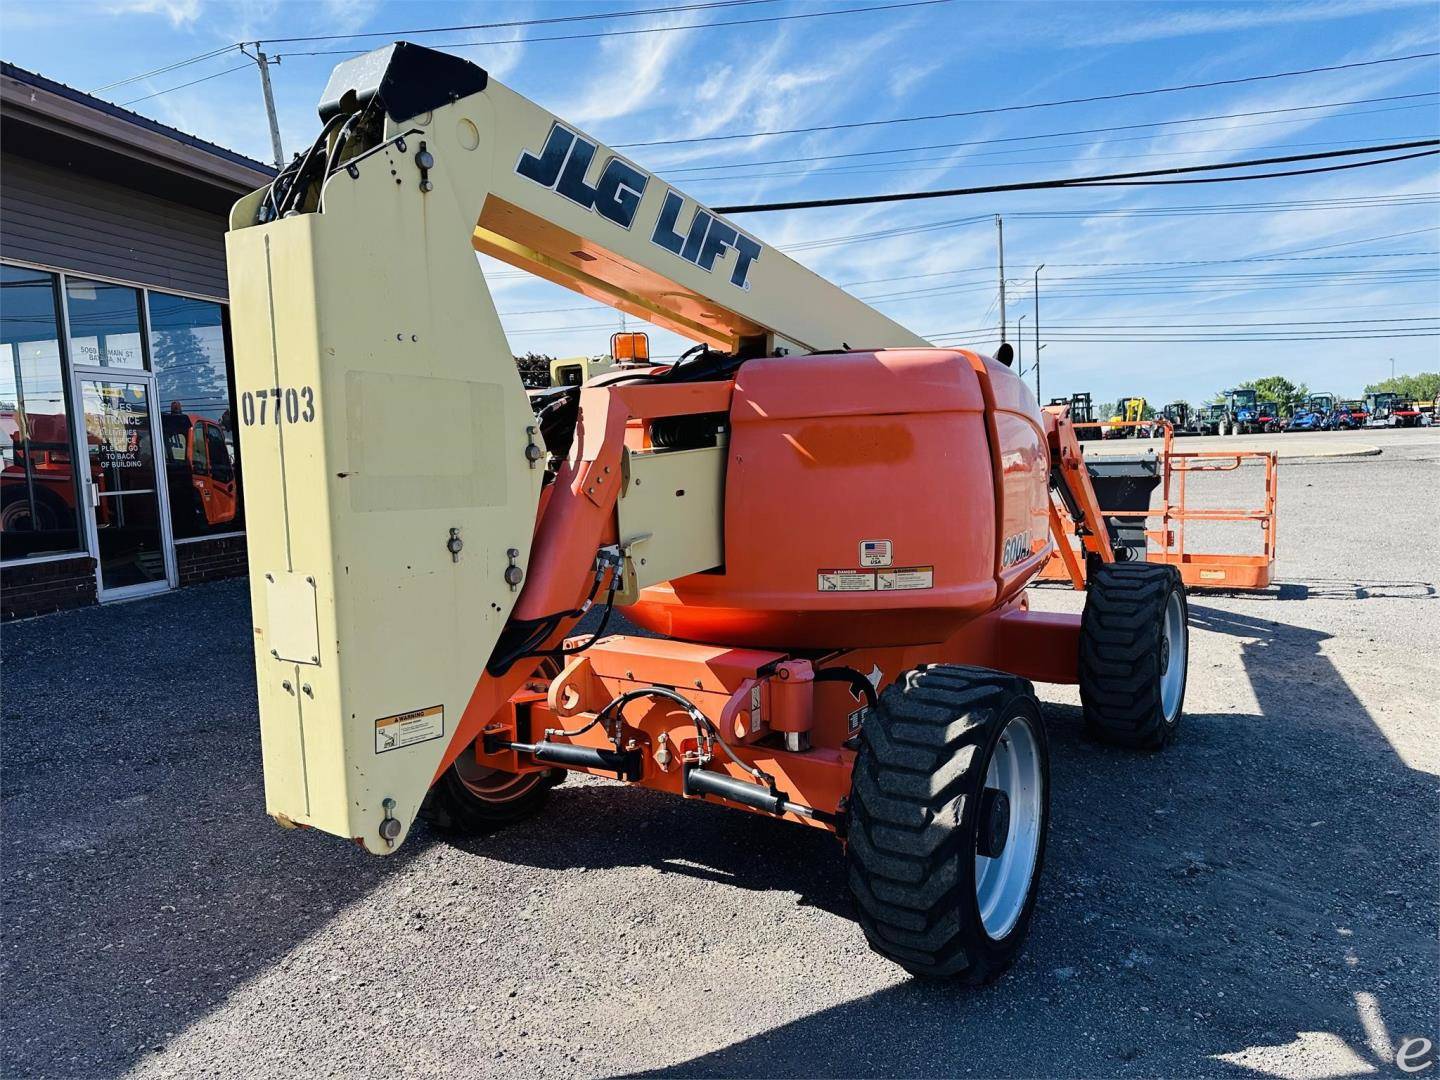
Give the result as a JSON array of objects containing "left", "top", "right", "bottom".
[
  {"left": 423, "top": 755, "right": 563, "bottom": 835},
  {"left": 1079, "top": 562, "right": 1188, "bottom": 749},
  {"left": 847, "top": 666, "right": 1050, "bottom": 983},
  {"left": 422, "top": 661, "right": 566, "bottom": 835}
]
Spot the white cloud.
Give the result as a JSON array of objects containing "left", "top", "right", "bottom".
[
  {"left": 1066, "top": 0, "right": 1434, "bottom": 46},
  {"left": 319, "top": 0, "right": 381, "bottom": 39},
  {"left": 103, "top": 0, "right": 203, "bottom": 27},
  {"left": 553, "top": 17, "right": 696, "bottom": 128}
]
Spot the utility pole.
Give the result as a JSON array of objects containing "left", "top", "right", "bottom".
[
  {"left": 1033, "top": 264, "right": 1044, "bottom": 401},
  {"left": 1017, "top": 314, "right": 1026, "bottom": 375},
  {"left": 996, "top": 215, "right": 1007, "bottom": 346},
  {"left": 244, "top": 45, "right": 285, "bottom": 170}
]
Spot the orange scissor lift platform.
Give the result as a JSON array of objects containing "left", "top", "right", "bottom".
[{"left": 1040, "top": 419, "right": 1277, "bottom": 591}]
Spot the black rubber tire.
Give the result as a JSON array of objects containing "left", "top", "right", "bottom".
[
  {"left": 847, "top": 665, "right": 1050, "bottom": 983},
  {"left": 1079, "top": 562, "right": 1189, "bottom": 749},
  {"left": 421, "top": 756, "right": 564, "bottom": 835}
]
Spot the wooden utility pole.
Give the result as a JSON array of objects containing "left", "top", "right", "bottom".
[{"left": 245, "top": 46, "right": 285, "bottom": 170}]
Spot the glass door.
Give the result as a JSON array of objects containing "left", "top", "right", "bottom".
[{"left": 74, "top": 374, "right": 175, "bottom": 599}]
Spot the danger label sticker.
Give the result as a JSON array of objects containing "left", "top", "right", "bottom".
[
  {"left": 375, "top": 705, "right": 445, "bottom": 754},
  {"left": 818, "top": 569, "right": 877, "bottom": 592},
  {"left": 876, "top": 566, "right": 934, "bottom": 591},
  {"left": 858, "top": 540, "right": 893, "bottom": 567}
]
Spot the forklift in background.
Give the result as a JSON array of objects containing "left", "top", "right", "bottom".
[
  {"left": 1046, "top": 393, "right": 1101, "bottom": 440},
  {"left": 1104, "top": 396, "right": 1147, "bottom": 438}
]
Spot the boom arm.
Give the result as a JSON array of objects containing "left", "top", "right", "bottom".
[{"left": 225, "top": 42, "right": 927, "bottom": 854}]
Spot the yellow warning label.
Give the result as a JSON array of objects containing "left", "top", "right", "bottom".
[
  {"left": 375, "top": 705, "right": 445, "bottom": 754},
  {"left": 877, "top": 566, "right": 934, "bottom": 591}
]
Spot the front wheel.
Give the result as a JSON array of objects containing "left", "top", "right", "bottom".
[
  {"left": 1080, "top": 562, "right": 1188, "bottom": 749},
  {"left": 847, "top": 666, "right": 1050, "bottom": 983}
]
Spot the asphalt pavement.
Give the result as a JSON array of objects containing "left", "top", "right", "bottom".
[{"left": 3, "top": 427, "right": 1436, "bottom": 1079}]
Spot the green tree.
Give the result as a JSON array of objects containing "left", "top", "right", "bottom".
[
  {"left": 1236, "top": 376, "right": 1309, "bottom": 412},
  {"left": 514, "top": 352, "right": 556, "bottom": 389},
  {"left": 1363, "top": 372, "right": 1440, "bottom": 402}
]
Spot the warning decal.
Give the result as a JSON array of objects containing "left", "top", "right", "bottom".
[
  {"left": 375, "top": 705, "right": 445, "bottom": 754},
  {"left": 877, "top": 566, "right": 934, "bottom": 591},
  {"left": 818, "top": 569, "right": 877, "bottom": 592}
]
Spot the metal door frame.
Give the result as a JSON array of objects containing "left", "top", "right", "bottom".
[{"left": 67, "top": 366, "right": 179, "bottom": 602}]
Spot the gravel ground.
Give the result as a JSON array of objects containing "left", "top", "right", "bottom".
[{"left": 3, "top": 427, "right": 1436, "bottom": 1080}]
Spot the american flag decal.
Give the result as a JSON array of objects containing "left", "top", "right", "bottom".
[{"left": 858, "top": 539, "right": 893, "bottom": 567}]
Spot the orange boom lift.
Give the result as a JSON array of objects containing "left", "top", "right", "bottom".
[{"left": 227, "top": 43, "right": 1198, "bottom": 983}]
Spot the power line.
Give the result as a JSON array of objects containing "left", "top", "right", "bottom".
[
  {"left": 931, "top": 330, "right": 1440, "bottom": 342},
  {"left": 712, "top": 140, "right": 1440, "bottom": 213},
  {"left": 89, "top": 43, "right": 240, "bottom": 94},
  {"left": 680, "top": 133, "right": 1440, "bottom": 185},
  {"left": 119, "top": 62, "right": 255, "bottom": 106},
  {"left": 255, "top": 0, "right": 777, "bottom": 45},
  {"left": 779, "top": 195, "right": 1440, "bottom": 256},
  {"left": 285, "top": 0, "right": 951, "bottom": 57},
  {"left": 656, "top": 93, "right": 1440, "bottom": 174},
  {"left": 617, "top": 51, "right": 1440, "bottom": 148},
  {"left": 483, "top": 193, "right": 1439, "bottom": 279},
  {"left": 935, "top": 317, "right": 1440, "bottom": 332},
  {"left": 836, "top": 226, "right": 1440, "bottom": 288}
]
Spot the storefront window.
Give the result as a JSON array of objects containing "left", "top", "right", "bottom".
[
  {"left": 66, "top": 278, "right": 146, "bottom": 369},
  {"left": 148, "top": 293, "right": 243, "bottom": 538},
  {"left": 1, "top": 265, "right": 84, "bottom": 560}
]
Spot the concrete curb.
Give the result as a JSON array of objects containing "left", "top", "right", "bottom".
[{"left": 1084, "top": 439, "right": 1382, "bottom": 461}]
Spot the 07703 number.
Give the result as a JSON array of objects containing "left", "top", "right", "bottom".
[{"left": 241, "top": 386, "right": 315, "bottom": 426}]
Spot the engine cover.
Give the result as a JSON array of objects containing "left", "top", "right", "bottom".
[{"left": 624, "top": 348, "right": 1051, "bottom": 649}]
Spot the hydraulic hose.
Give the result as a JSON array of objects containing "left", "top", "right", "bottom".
[{"left": 813, "top": 666, "right": 879, "bottom": 711}]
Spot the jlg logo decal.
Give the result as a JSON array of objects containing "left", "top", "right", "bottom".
[
  {"left": 516, "top": 122, "right": 762, "bottom": 290},
  {"left": 516, "top": 122, "right": 648, "bottom": 230}
]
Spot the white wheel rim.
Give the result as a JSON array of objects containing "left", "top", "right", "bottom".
[
  {"left": 974, "top": 713, "right": 1044, "bottom": 941},
  {"left": 1159, "top": 590, "right": 1186, "bottom": 722}
]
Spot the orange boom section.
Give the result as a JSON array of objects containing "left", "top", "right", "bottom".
[{"left": 624, "top": 348, "right": 1052, "bottom": 649}]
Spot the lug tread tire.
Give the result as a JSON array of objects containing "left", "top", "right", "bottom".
[
  {"left": 1079, "top": 562, "right": 1188, "bottom": 750},
  {"left": 846, "top": 665, "right": 1049, "bottom": 983},
  {"left": 421, "top": 762, "right": 562, "bottom": 836}
]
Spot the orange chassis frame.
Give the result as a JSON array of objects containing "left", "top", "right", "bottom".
[
  {"left": 449, "top": 379, "right": 1123, "bottom": 835},
  {"left": 1040, "top": 419, "right": 1278, "bottom": 591}
]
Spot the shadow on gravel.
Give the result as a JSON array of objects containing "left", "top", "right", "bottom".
[
  {"left": 618, "top": 602, "right": 1436, "bottom": 1078},
  {"left": 0, "top": 581, "right": 419, "bottom": 1079},
  {"left": 1266, "top": 579, "right": 1436, "bottom": 602},
  {"left": 4, "top": 585, "right": 1435, "bottom": 1078},
  {"left": 440, "top": 780, "right": 850, "bottom": 918}
]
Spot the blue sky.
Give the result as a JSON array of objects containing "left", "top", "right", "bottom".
[{"left": 5, "top": 0, "right": 1438, "bottom": 403}]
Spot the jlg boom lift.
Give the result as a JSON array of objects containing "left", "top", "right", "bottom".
[{"left": 227, "top": 43, "right": 1192, "bottom": 982}]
